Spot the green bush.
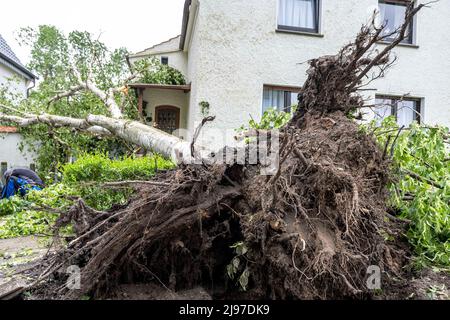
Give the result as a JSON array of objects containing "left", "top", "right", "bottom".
[
  {"left": 62, "top": 153, "right": 175, "bottom": 210},
  {"left": 0, "top": 154, "right": 175, "bottom": 238},
  {"left": 237, "top": 107, "right": 297, "bottom": 131},
  {"left": 0, "top": 184, "right": 74, "bottom": 239},
  {"left": 364, "top": 117, "right": 450, "bottom": 267}
]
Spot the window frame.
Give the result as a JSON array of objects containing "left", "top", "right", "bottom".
[
  {"left": 262, "top": 85, "right": 302, "bottom": 114},
  {"left": 277, "top": 0, "right": 321, "bottom": 34},
  {"left": 378, "top": 0, "right": 415, "bottom": 44},
  {"left": 161, "top": 56, "right": 169, "bottom": 65},
  {"left": 375, "top": 95, "right": 422, "bottom": 125}
]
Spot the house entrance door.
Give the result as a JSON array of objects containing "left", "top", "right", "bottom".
[{"left": 155, "top": 106, "right": 180, "bottom": 134}]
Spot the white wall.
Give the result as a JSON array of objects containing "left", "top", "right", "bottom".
[
  {"left": 185, "top": 0, "right": 450, "bottom": 148},
  {"left": 0, "top": 63, "right": 36, "bottom": 170},
  {"left": 129, "top": 51, "right": 188, "bottom": 78},
  {"left": 0, "top": 64, "right": 29, "bottom": 97},
  {"left": 0, "top": 133, "right": 35, "bottom": 168},
  {"left": 129, "top": 36, "right": 189, "bottom": 77},
  {"left": 142, "top": 88, "right": 189, "bottom": 138}
]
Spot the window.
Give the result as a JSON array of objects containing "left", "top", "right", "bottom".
[
  {"left": 161, "top": 57, "right": 169, "bottom": 65},
  {"left": 278, "top": 0, "right": 320, "bottom": 33},
  {"left": 375, "top": 96, "right": 421, "bottom": 126},
  {"left": 379, "top": 1, "right": 414, "bottom": 44},
  {"left": 263, "top": 86, "right": 300, "bottom": 113}
]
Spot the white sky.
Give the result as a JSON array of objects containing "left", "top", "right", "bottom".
[{"left": 0, "top": 0, "right": 186, "bottom": 65}]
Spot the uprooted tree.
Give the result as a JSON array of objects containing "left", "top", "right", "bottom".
[{"left": 0, "top": 3, "right": 435, "bottom": 299}]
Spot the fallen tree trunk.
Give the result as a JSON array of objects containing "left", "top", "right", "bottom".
[{"left": 0, "top": 113, "right": 195, "bottom": 164}]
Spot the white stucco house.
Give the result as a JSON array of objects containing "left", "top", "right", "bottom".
[
  {"left": 128, "top": 0, "right": 450, "bottom": 148},
  {"left": 0, "top": 34, "right": 37, "bottom": 179}
]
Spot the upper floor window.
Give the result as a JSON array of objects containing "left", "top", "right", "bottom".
[
  {"left": 375, "top": 95, "right": 421, "bottom": 126},
  {"left": 161, "top": 56, "right": 169, "bottom": 65},
  {"left": 379, "top": 0, "right": 414, "bottom": 44},
  {"left": 263, "top": 85, "right": 300, "bottom": 113},
  {"left": 278, "top": 0, "right": 320, "bottom": 34}
]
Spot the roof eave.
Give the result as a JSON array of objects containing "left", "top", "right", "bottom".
[
  {"left": 179, "top": 0, "right": 192, "bottom": 51},
  {"left": 0, "top": 52, "right": 37, "bottom": 80},
  {"left": 128, "top": 83, "right": 191, "bottom": 93}
]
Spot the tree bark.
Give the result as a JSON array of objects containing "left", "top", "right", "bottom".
[{"left": 0, "top": 113, "right": 196, "bottom": 164}]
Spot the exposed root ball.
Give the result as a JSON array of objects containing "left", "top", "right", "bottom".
[
  {"left": 31, "top": 112, "right": 404, "bottom": 300},
  {"left": 240, "top": 113, "right": 392, "bottom": 299}
]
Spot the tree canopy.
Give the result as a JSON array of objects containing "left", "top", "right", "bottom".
[{"left": 0, "top": 25, "right": 185, "bottom": 179}]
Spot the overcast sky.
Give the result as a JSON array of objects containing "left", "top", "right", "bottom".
[{"left": 0, "top": 0, "right": 185, "bottom": 65}]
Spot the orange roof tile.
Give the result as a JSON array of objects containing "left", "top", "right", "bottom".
[{"left": 0, "top": 126, "right": 18, "bottom": 133}]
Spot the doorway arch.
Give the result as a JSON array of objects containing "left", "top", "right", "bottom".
[{"left": 154, "top": 105, "right": 180, "bottom": 134}]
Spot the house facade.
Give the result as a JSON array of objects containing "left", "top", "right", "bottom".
[
  {"left": 0, "top": 34, "right": 37, "bottom": 178},
  {"left": 129, "top": 0, "right": 450, "bottom": 148}
]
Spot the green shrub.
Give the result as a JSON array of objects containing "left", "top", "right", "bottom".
[
  {"left": 364, "top": 117, "right": 450, "bottom": 267},
  {"left": 0, "top": 184, "right": 74, "bottom": 239},
  {"left": 0, "top": 154, "right": 175, "bottom": 238},
  {"left": 63, "top": 153, "right": 174, "bottom": 183},
  {"left": 62, "top": 153, "right": 175, "bottom": 210},
  {"left": 237, "top": 107, "right": 297, "bottom": 132}
]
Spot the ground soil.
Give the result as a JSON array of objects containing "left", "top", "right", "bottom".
[{"left": 0, "top": 236, "right": 49, "bottom": 298}]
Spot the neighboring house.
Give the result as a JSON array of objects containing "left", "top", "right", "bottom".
[
  {"left": 0, "top": 34, "right": 37, "bottom": 179},
  {"left": 129, "top": 0, "right": 450, "bottom": 148}
]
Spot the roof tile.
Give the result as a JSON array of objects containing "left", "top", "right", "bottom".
[
  {"left": 0, "top": 34, "right": 24, "bottom": 66},
  {"left": 0, "top": 126, "right": 18, "bottom": 133}
]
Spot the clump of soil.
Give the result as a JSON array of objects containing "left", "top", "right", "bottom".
[
  {"left": 238, "top": 112, "right": 395, "bottom": 299},
  {"left": 111, "top": 284, "right": 212, "bottom": 300}
]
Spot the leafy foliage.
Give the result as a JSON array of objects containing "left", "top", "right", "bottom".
[
  {"left": 0, "top": 184, "right": 74, "bottom": 239},
  {"left": 0, "top": 154, "right": 175, "bottom": 238},
  {"left": 62, "top": 153, "right": 175, "bottom": 210},
  {"left": 245, "top": 109, "right": 449, "bottom": 268},
  {"left": 364, "top": 117, "right": 450, "bottom": 267},
  {"left": 199, "top": 101, "right": 210, "bottom": 117},
  {"left": 238, "top": 107, "right": 297, "bottom": 132},
  {"left": 226, "top": 242, "right": 250, "bottom": 291},
  {"left": 133, "top": 57, "right": 186, "bottom": 85},
  {"left": 0, "top": 26, "right": 137, "bottom": 178}
]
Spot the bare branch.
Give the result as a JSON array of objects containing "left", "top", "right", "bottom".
[
  {"left": 348, "top": 2, "right": 427, "bottom": 91},
  {"left": 71, "top": 66, "right": 123, "bottom": 119},
  {"left": 0, "top": 113, "right": 111, "bottom": 136},
  {"left": 48, "top": 85, "right": 84, "bottom": 104}
]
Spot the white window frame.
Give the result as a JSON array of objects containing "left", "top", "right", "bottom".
[
  {"left": 374, "top": 95, "right": 423, "bottom": 126},
  {"left": 262, "top": 85, "right": 302, "bottom": 114},
  {"left": 276, "top": 0, "right": 322, "bottom": 34},
  {"left": 378, "top": 0, "right": 417, "bottom": 45}
]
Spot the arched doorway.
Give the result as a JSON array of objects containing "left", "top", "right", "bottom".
[{"left": 155, "top": 105, "right": 180, "bottom": 134}]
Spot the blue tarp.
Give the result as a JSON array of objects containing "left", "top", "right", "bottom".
[{"left": 0, "top": 176, "right": 42, "bottom": 200}]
